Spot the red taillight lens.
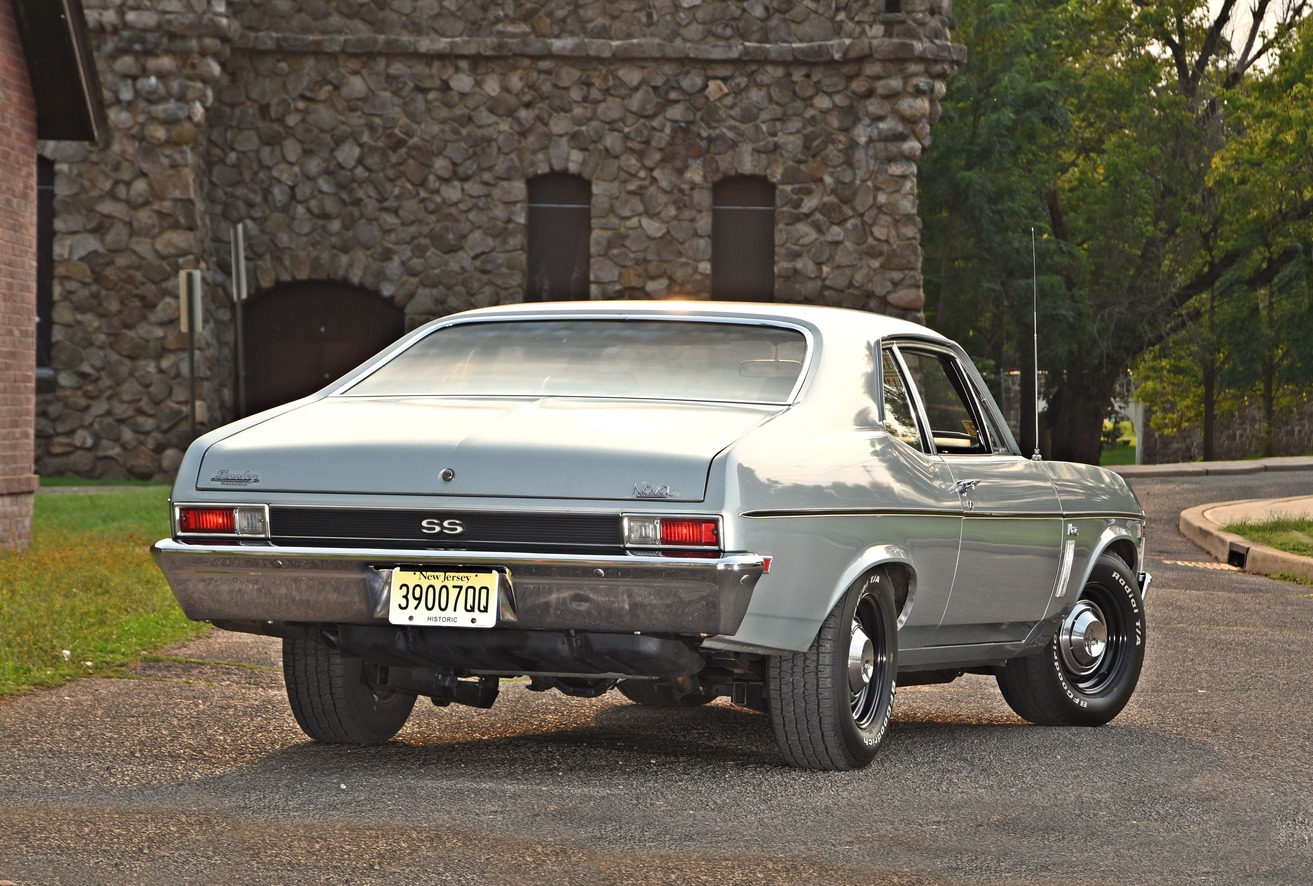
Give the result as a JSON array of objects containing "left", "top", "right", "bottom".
[
  {"left": 623, "top": 516, "right": 721, "bottom": 556},
  {"left": 660, "top": 519, "right": 719, "bottom": 547},
  {"left": 178, "top": 507, "right": 236, "bottom": 534},
  {"left": 175, "top": 505, "right": 267, "bottom": 538}
]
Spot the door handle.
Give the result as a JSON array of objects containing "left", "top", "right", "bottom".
[{"left": 952, "top": 479, "right": 981, "bottom": 495}]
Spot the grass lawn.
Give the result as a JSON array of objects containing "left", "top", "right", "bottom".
[
  {"left": 1223, "top": 518, "right": 1313, "bottom": 558},
  {"left": 1099, "top": 444, "right": 1138, "bottom": 466},
  {"left": 0, "top": 485, "right": 208, "bottom": 697},
  {"left": 1100, "top": 419, "right": 1138, "bottom": 467}
]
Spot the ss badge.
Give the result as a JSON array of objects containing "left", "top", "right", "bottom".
[{"left": 420, "top": 518, "right": 465, "bottom": 535}]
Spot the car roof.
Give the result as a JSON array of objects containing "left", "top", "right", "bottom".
[{"left": 438, "top": 300, "right": 948, "bottom": 344}]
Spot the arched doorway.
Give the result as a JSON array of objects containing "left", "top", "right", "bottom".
[{"left": 242, "top": 281, "right": 404, "bottom": 416}]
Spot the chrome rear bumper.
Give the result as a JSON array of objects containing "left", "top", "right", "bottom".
[{"left": 151, "top": 539, "right": 765, "bottom": 636}]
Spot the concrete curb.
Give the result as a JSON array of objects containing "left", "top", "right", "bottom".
[
  {"left": 1179, "top": 499, "right": 1313, "bottom": 583},
  {"left": 1113, "top": 455, "right": 1313, "bottom": 478}
]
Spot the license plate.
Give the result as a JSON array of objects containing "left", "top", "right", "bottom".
[{"left": 388, "top": 568, "right": 500, "bottom": 628}]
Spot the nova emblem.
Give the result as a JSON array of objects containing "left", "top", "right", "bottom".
[
  {"left": 633, "top": 483, "right": 678, "bottom": 499},
  {"left": 420, "top": 518, "right": 466, "bottom": 535},
  {"left": 210, "top": 470, "right": 260, "bottom": 487}
]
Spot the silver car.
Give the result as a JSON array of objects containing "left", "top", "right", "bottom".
[{"left": 153, "top": 301, "right": 1149, "bottom": 770}]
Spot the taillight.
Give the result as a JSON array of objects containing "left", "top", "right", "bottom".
[
  {"left": 659, "top": 518, "right": 719, "bottom": 547},
  {"left": 178, "top": 507, "right": 235, "bottom": 534},
  {"left": 175, "top": 505, "right": 269, "bottom": 538},
  {"left": 623, "top": 516, "right": 721, "bottom": 557}
]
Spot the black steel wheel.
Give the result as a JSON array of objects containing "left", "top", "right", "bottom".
[
  {"left": 768, "top": 572, "right": 897, "bottom": 770},
  {"left": 283, "top": 632, "right": 416, "bottom": 744},
  {"left": 997, "top": 553, "right": 1147, "bottom": 727},
  {"left": 616, "top": 678, "right": 718, "bottom": 707}
]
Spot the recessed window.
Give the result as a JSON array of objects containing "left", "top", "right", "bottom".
[
  {"left": 526, "top": 174, "right": 591, "bottom": 301},
  {"left": 712, "top": 176, "right": 775, "bottom": 302}
]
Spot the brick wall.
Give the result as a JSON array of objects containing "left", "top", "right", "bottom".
[{"left": 0, "top": 0, "right": 39, "bottom": 548}]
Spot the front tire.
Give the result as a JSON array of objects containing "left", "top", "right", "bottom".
[
  {"left": 997, "top": 553, "right": 1146, "bottom": 727},
  {"left": 768, "top": 573, "right": 897, "bottom": 770},
  {"left": 283, "top": 632, "right": 416, "bottom": 744}
]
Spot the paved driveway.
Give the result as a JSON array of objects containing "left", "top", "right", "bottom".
[{"left": 1, "top": 472, "right": 1311, "bottom": 885}]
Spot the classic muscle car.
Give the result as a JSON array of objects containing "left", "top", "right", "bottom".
[{"left": 153, "top": 301, "right": 1149, "bottom": 770}]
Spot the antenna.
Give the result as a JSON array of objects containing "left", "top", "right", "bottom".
[{"left": 1031, "top": 227, "right": 1041, "bottom": 461}]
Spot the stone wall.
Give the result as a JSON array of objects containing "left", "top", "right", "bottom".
[
  {"left": 37, "top": 0, "right": 964, "bottom": 480},
  {"left": 234, "top": 0, "right": 952, "bottom": 44},
  {"left": 38, "top": 0, "right": 231, "bottom": 479},
  {"left": 1140, "top": 394, "right": 1313, "bottom": 464}
]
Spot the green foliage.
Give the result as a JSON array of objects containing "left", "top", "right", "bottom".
[
  {"left": 1137, "top": 12, "right": 1313, "bottom": 454},
  {"left": 0, "top": 488, "right": 208, "bottom": 697},
  {"left": 922, "top": 0, "right": 1071, "bottom": 362},
  {"left": 924, "top": 0, "right": 1313, "bottom": 463}
]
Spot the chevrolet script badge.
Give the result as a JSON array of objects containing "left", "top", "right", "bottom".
[
  {"left": 210, "top": 470, "right": 260, "bottom": 486},
  {"left": 633, "top": 482, "right": 678, "bottom": 499}
]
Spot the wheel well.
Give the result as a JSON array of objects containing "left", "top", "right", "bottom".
[
  {"left": 1104, "top": 538, "right": 1138, "bottom": 572},
  {"left": 873, "top": 563, "right": 912, "bottom": 625}
]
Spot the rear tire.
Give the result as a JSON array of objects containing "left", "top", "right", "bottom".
[
  {"left": 997, "top": 553, "right": 1146, "bottom": 727},
  {"left": 768, "top": 572, "right": 897, "bottom": 770},
  {"left": 283, "top": 632, "right": 416, "bottom": 744}
]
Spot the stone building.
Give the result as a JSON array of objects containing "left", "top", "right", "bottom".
[
  {"left": 1, "top": 0, "right": 102, "bottom": 548},
  {"left": 37, "top": 0, "right": 964, "bottom": 480}
]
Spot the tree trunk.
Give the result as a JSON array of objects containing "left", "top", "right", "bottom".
[
  {"left": 1045, "top": 361, "right": 1111, "bottom": 465},
  {"left": 1019, "top": 336, "right": 1039, "bottom": 457},
  {"left": 1262, "top": 358, "right": 1275, "bottom": 458},
  {"left": 1202, "top": 360, "right": 1216, "bottom": 461}
]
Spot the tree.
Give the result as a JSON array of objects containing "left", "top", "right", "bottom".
[
  {"left": 920, "top": 0, "right": 1074, "bottom": 454},
  {"left": 1136, "top": 10, "right": 1313, "bottom": 458},
  {"left": 1132, "top": 286, "right": 1249, "bottom": 459},
  {"left": 923, "top": 0, "right": 1312, "bottom": 463}
]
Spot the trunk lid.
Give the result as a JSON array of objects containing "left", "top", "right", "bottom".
[{"left": 194, "top": 396, "right": 779, "bottom": 501}]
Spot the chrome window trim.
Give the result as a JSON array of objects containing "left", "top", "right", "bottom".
[
  {"left": 881, "top": 339, "right": 1014, "bottom": 458},
  {"left": 334, "top": 314, "right": 817, "bottom": 406}
]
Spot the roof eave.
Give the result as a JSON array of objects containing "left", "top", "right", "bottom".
[{"left": 12, "top": 0, "right": 105, "bottom": 142}]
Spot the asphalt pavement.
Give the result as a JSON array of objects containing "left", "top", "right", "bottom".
[
  {"left": 2, "top": 466, "right": 1312, "bottom": 885},
  {"left": 1116, "top": 456, "right": 1313, "bottom": 582}
]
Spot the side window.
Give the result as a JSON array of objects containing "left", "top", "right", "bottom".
[
  {"left": 880, "top": 349, "right": 925, "bottom": 450},
  {"left": 966, "top": 375, "right": 1014, "bottom": 454},
  {"left": 896, "top": 348, "right": 993, "bottom": 455}
]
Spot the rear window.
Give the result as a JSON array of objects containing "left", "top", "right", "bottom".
[{"left": 343, "top": 319, "right": 808, "bottom": 403}]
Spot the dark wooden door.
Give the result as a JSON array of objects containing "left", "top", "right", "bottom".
[
  {"left": 526, "top": 174, "right": 591, "bottom": 301},
  {"left": 712, "top": 176, "right": 775, "bottom": 302},
  {"left": 242, "top": 282, "right": 403, "bottom": 415}
]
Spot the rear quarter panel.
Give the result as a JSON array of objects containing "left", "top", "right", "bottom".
[{"left": 708, "top": 378, "right": 963, "bottom": 655}]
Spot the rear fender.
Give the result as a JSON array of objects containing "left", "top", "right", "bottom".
[
  {"left": 704, "top": 542, "right": 919, "bottom": 657},
  {"left": 824, "top": 544, "right": 917, "bottom": 633}
]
